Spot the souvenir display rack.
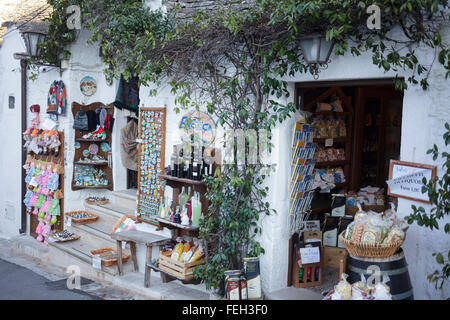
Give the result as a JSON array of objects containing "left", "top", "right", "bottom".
[
  {"left": 288, "top": 122, "right": 316, "bottom": 236},
  {"left": 136, "top": 107, "right": 166, "bottom": 226},
  {"left": 71, "top": 102, "right": 114, "bottom": 191},
  {"left": 28, "top": 131, "right": 65, "bottom": 237}
]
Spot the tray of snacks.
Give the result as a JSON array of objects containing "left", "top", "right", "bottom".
[
  {"left": 323, "top": 274, "right": 393, "bottom": 300},
  {"left": 339, "top": 203, "right": 407, "bottom": 258},
  {"left": 49, "top": 230, "right": 80, "bottom": 242},
  {"left": 90, "top": 247, "right": 130, "bottom": 267},
  {"left": 85, "top": 196, "right": 109, "bottom": 205},
  {"left": 65, "top": 210, "right": 99, "bottom": 225}
]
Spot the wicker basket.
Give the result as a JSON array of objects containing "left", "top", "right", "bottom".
[
  {"left": 85, "top": 198, "right": 109, "bottom": 205},
  {"left": 50, "top": 233, "right": 80, "bottom": 243},
  {"left": 111, "top": 214, "right": 138, "bottom": 233},
  {"left": 65, "top": 210, "right": 99, "bottom": 225},
  {"left": 338, "top": 232, "right": 403, "bottom": 258},
  {"left": 90, "top": 247, "right": 130, "bottom": 267}
]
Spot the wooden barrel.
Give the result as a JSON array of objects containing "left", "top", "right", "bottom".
[{"left": 347, "top": 248, "right": 414, "bottom": 300}]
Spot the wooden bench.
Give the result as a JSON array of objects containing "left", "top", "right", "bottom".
[{"left": 110, "top": 230, "right": 171, "bottom": 287}]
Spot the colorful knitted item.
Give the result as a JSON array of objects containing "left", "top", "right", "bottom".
[
  {"left": 47, "top": 80, "right": 67, "bottom": 115},
  {"left": 35, "top": 194, "right": 46, "bottom": 209},
  {"left": 23, "top": 190, "right": 34, "bottom": 207},
  {"left": 47, "top": 173, "right": 59, "bottom": 191},
  {"left": 113, "top": 74, "right": 140, "bottom": 115},
  {"left": 29, "top": 193, "right": 38, "bottom": 206},
  {"left": 25, "top": 167, "right": 35, "bottom": 183},
  {"left": 48, "top": 199, "right": 60, "bottom": 216},
  {"left": 41, "top": 198, "right": 52, "bottom": 213}
]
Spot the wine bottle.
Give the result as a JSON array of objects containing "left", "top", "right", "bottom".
[
  {"left": 177, "top": 145, "right": 184, "bottom": 178},
  {"left": 192, "top": 192, "right": 202, "bottom": 227},
  {"left": 170, "top": 145, "right": 178, "bottom": 176},
  {"left": 192, "top": 151, "right": 199, "bottom": 181},
  {"left": 298, "top": 268, "right": 304, "bottom": 283}
]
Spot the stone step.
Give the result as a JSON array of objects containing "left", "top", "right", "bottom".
[
  {"left": 47, "top": 236, "right": 135, "bottom": 276},
  {"left": 6, "top": 235, "right": 211, "bottom": 300},
  {"left": 84, "top": 202, "right": 135, "bottom": 220},
  {"left": 67, "top": 220, "right": 116, "bottom": 247},
  {"left": 112, "top": 189, "right": 138, "bottom": 211}
]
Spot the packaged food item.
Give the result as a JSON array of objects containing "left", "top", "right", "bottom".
[
  {"left": 331, "top": 194, "right": 346, "bottom": 217},
  {"left": 226, "top": 273, "right": 241, "bottom": 300},
  {"left": 243, "top": 257, "right": 262, "bottom": 299},
  {"left": 337, "top": 216, "right": 354, "bottom": 247},
  {"left": 171, "top": 237, "right": 184, "bottom": 261},
  {"left": 344, "top": 222, "right": 354, "bottom": 240},
  {"left": 372, "top": 282, "right": 392, "bottom": 300},
  {"left": 333, "top": 273, "right": 352, "bottom": 300},
  {"left": 383, "top": 227, "right": 405, "bottom": 244},
  {"left": 354, "top": 203, "right": 367, "bottom": 222},
  {"left": 351, "top": 223, "right": 365, "bottom": 243},
  {"left": 189, "top": 243, "right": 204, "bottom": 263},
  {"left": 322, "top": 215, "right": 339, "bottom": 247},
  {"left": 361, "top": 225, "right": 379, "bottom": 245}
]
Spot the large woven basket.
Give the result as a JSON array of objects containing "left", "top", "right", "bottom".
[
  {"left": 90, "top": 247, "right": 130, "bottom": 267},
  {"left": 65, "top": 210, "right": 99, "bottom": 225},
  {"left": 338, "top": 232, "right": 404, "bottom": 258}
]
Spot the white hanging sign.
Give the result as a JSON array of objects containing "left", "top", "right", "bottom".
[
  {"left": 387, "top": 160, "right": 436, "bottom": 203},
  {"left": 299, "top": 246, "right": 320, "bottom": 264}
]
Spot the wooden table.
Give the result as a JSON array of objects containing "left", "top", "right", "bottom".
[{"left": 110, "top": 230, "right": 171, "bottom": 287}]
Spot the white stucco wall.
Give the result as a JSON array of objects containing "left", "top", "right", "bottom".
[
  {"left": 261, "top": 27, "right": 450, "bottom": 299},
  {"left": 1, "top": 18, "right": 449, "bottom": 300}
]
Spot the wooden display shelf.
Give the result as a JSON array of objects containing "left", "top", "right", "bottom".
[
  {"left": 153, "top": 216, "right": 199, "bottom": 232},
  {"left": 74, "top": 161, "right": 109, "bottom": 166},
  {"left": 72, "top": 184, "right": 112, "bottom": 190},
  {"left": 72, "top": 102, "right": 114, "bottom": 191},
  {"left": 75, "top": 138, "right": 109, "bottom": 142},
  {"left": 158, "top": 173, "right": 205, "bottom": 186},
  {"left": 147, "top": 262, "right": 202, "bottom": 285}
]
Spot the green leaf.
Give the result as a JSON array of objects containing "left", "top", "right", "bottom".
[{"left": 436, "top": 253, "right": 444, "bottom": 265}]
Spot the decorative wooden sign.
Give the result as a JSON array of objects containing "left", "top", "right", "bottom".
[
  {"left": 137, "top": 107, "right": 166, "bottom": 226},
  {"left": 178, "top": 111, "right": 216, "bottom": 145},
  {"left": 387, "top": 160, "right": 437, "bottom": 203}
]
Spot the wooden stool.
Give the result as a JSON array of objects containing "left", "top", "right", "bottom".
[{"left": 111, "top": 230, "right": 170, "bottom": 287}]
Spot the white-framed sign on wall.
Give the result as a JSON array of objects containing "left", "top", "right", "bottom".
[{"left": 386, "top": 160, "right": 437, "bottom": 203}]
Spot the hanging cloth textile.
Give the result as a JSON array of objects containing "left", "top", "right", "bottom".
[
  {"left": 120, "top": 119, "right": 139, "bottom": 171},
  {"left": 47, "top": 80, "right": 67, "bottom": 115},
  {"left": 113, "top": 74, "right": 140, "bottom": 115}
]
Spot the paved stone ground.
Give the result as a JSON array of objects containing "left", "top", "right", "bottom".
[
  {"left": 0, "top": 258, "right": 101, "bottom": 300},
  {"left": 0, "top": 238, "right": 145, "bottom": 300}
]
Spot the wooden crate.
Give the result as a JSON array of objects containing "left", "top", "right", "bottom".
[
  {"left": 292, "top": 244, "right": 323, "bottom": 288},
  {"left": 158, "top": 251, "right": 204, "bottom": 280},
  {"left": 323, "top": 246, "right": 348, "bottom": 280}
]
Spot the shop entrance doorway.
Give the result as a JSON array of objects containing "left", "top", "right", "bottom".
[{"left": 287, "top": 79, "right": 404, "bottom": 286}]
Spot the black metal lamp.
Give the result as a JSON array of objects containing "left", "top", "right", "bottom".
[
  {"left": 299, "top": 35, "right": 335, "bottom": 79},
  {"left": 20, "top": 30, "right": 47, "bottom": 57}
]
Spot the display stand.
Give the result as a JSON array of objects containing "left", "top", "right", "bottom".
[
  {"left": 29, "top": 131, "right": 65, "bottom": 237},
  {"left": 136, "top": 107, "right": 166, "bottom": 226},
  {"left": 292, "top": 243, "right": 323, "bottom": 288},
  {"left": 71, "top": 102, "right": 114, "bottom": 191}
]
